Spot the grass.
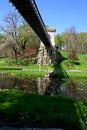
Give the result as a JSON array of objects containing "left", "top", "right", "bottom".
[
  {"left": 0, "top": 54, "right": 87, "bottom": 129},
  {"left": 66, "top": 71, "right": 87, "bottom": 79},
  {"left": 0, "top": 52, "right": 87, "bottom": 78},
  {"left": 0, "top": 57, "right": 54, "bottom": 77},
  {"left": 0, "top": 89, "right": 87, "bottom": 129},
  {"left": 61, "top": 52, "right": 87, "bottom": 71},
  {"left": 0, "top": 53, "right": 87, "bottom": 78}
]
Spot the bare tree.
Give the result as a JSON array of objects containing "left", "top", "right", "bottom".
[
  {"left": 0, "top": 11, "right": 21, "bottom": 60},
  {"left": 62, "top": 26, "right": 78, "bottom": 60}
]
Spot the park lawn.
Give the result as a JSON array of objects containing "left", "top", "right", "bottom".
[
  {"left": 0, "top": 53, "right": 87, "bottom": 78},
  {"left": 61, "top": 51, "right": 87, "bottom": 71},
  {"left": 0, "top": 57, "right": 53, "bottom": 77},
  {"left": 0, "top": 89, "right": 87, "bottom": 130}
]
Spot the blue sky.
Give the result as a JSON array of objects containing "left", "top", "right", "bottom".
[{"left": 0, "top": 0, "right": 87, "bottom": 34}]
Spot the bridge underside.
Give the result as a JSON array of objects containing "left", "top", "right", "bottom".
[
  {"left": 9, "top": 0, "right": 51, "bottom": 47},
  {"left": 9, "top": 0, "right": 66, "bottom": 66}
]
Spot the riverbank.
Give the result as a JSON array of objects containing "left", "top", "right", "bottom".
[
  {"left": 0, "top": 67, "right": 87, "bottom": 79},
  {"left": 0, "top": 54, "right": 87, "bottom": 78}
]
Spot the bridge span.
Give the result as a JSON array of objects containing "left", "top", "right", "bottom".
[
  {"left": 9, "top": 0, "right": 65, "bottom": 65},
  {"left": 9, "top": 0, "right": 52, "bottom": 48}
]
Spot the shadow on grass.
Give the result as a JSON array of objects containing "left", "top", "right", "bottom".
[
  {"left": 0, "top": 90, "right": 85, "bottom": 129},
  {"left": 49, "top": 49, "right": 68, "bottom": 79},
  {"left": 71, "top": 61, "right": 80, "bottom": 65}
]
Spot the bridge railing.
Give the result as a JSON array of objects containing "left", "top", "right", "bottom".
[
  {"left": 29, "top": 0, "right": 51, "bottom": 45},
  {"left": 9, "top": 0, "right": 52, "bottom": 46}
]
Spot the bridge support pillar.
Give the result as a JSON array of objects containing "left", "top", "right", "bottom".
[
  {"left": 37, "top": 42, "right": 51, "bottom": 65},
  {"left": 37, "top": 26, "right": 56, "bottom": 65}
]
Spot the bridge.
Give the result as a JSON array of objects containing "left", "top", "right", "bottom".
[
  {"left": 9, "top": 0, "right": 65, "bottom": 65},
  {"left": 9, "top": 0, "right": 52, "bottom": 48}
]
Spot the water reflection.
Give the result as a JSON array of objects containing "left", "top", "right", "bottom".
[
  {"left": 0, "top": 75, "right": 87, "bottom": 102},
  {"left": 44, "top": 78, "right": 65, "bottom": 96},
  {"left": 0, "top": 75, "right": 37, "bottom": 93},
  {"left": 36, "top": 77, "right": 49, "bottom": 94},
  {"left": 63, "top": 79, "right": 87, "bottom": 102}
]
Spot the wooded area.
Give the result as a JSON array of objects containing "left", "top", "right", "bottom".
[
  {"left": 55, "top": 26, "right": 87, "bottom": 60},
  {"left": 0, "top": 11, "right": 40, "bottom": 61}
]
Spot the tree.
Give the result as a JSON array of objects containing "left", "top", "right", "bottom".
[
  {"left": 62, "top": 26, "right": 78, "bottom": 60},
  {"left": 55, "top": 34, "right": 65, "bottom": 50},
  {"left": 0, "top": 11, "right": 21, "bottom": 60},
  {"left": 77, "top": 32, "right": 87, "bottom": 54},
  {"left": 0, "top": 34, "right": 4, "bottom": 45},
  {"left": 18, "top": 22, "right": 40, "bottom": 53}
]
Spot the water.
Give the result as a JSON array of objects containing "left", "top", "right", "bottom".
[{"left": 0, "top": 75, "right": 87, "bottom": 102}]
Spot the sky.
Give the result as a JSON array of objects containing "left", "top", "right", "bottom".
[{"left": 0, "top": 0, "right": 87, "bottom": 34}]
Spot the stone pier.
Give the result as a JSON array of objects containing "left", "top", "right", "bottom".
[{"left": 37, "top": 26, "right": 56, "bottom": 65}]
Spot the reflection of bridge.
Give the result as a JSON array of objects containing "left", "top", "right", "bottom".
[{"left": 9, "top": 0, "right": 52, "bottom": 47}]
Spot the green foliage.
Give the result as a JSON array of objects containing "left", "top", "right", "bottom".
[
  {"left": 6, "top": 58, "right": 37, "bottom": 66},
  {"left": 62, "top": 26, "right": 87, "bottom": 54},
  {"left": 77, "top": 32, "right": 87, "bottom": 54},
  {"left": 0, "top": 33, "right": 4, "bottom": 45},
  {"left": 55, "top": 34, "right": 65, "bottom": 50},
  {"left": 55, "top": 34, "right": 64, "bottom": 44},
  {"left": 18, "top": 23, "right": 40, "bottom": 52}
]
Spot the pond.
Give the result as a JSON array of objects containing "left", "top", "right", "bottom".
[{"left": 0, "top": 75, "right": 87, "bottom": 102}]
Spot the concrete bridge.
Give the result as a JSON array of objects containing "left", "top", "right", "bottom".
[{"left": 9, "top": 0, "right": 64, "bottom": 65}]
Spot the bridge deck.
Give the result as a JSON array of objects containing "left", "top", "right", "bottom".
[{"left": 9, "top": 0, "right": 52, "bottom": 47}]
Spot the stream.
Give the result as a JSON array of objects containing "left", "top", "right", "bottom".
[{"left": 0, "top": 75, "right": 87, "bottom": 102}]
